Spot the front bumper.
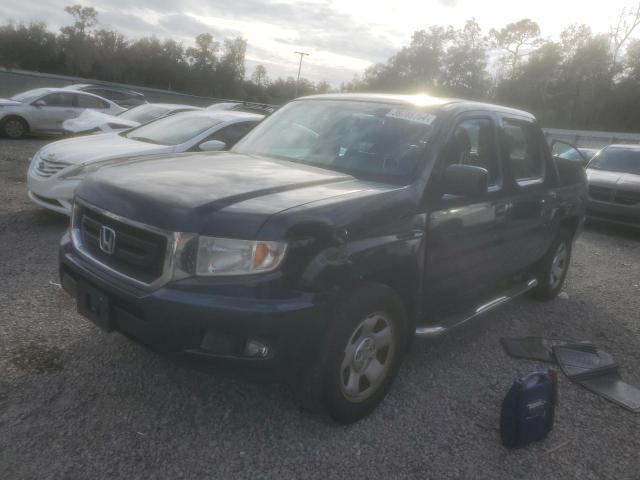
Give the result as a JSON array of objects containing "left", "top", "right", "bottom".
[
  {"left": 27, "top": 169, "right": 79, "bottom": 215},
  {"left": 59, "top": 233, "right": 329, "bottom": 378},
  {"left": 586, "top": 199, "right": 640, "bottom": 227}
]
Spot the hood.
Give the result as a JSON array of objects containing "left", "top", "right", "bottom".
[
  {"left": 586, "top": 168, "right": 640, "bottom": 189},
  {"left": 76, "top": 152, "right": 405, "bottom": 238},
  {"left": 37, "top": 132, "right": 170, "bottom": 166},
  {"left": 0, "top": 98, "right": 21, "bottom": 107},
  {"left": 62, "top": 110, "right": 139, "bottom": 133}
]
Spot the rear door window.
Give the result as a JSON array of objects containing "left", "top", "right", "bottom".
[
  {"left": 76, "top": 94, "right": 109, "bottom": 109},
  {"left": 501, "top": 120, "right": 545, "bottom": 185},
  {"left": 41, "top": 92, "right": 75, "bottom": 107},
  {"left": 208, "top": 122, "right": 257, "bottom": 147}
]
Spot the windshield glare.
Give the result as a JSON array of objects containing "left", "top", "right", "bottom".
[
  {"left": 119, "top": 104, "right": 170, "bottom": 123},
  {"left": 123, "top": 113, "right": 221, "bottom": 145},
  {"left": 10, "top": 88, "right": 50, "bottom": 103},
  {"left": 233, "top": 100, "right": 437, "bottom": 182},
  {"left": 588, "top": 147, "right": 640, "bottom": 175}
]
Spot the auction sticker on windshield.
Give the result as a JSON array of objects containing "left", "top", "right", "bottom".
[{"left": 385, "top": 108, "right": 436, "bottom": 125}]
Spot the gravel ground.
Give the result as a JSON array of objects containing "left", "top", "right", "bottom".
[{"left": 1, "top": 138, "right": 639, "bottom": 480}]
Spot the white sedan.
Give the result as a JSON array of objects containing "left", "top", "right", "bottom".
[
  {"left": 0, "top": 88, "right": 125, "bottom": 138},
  {"left": 27, "top": 110, "right": 263, "bottom": 215}
]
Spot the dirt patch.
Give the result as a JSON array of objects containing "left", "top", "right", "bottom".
[{"left": 11, "top": 343, "right": 64, "bottom": 374}]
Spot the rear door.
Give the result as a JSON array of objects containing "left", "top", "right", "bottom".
[
  {"left": 497, "top": 116, "right": 555, "bottom": 276},
  {"left": 75, "top": 93, "right": 112, "bottom": 114},
  {"left": 424, "top": 113, "right": 512, "bottom": 315}
]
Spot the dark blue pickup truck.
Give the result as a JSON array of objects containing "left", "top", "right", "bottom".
[{"left": 59, "top": 94, "right": 586, "bottom": 423}]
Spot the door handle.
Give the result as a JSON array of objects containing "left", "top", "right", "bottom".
[
  {"left": 65, "top": 109, "right": 75, "bottom": 113},
  {"left": 495, "top": 202, "right": 512, "bottom": 216}
]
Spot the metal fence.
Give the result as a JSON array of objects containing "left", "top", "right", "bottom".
[
  {"left": 0, "top": 68, "right": 222, "bottom": 107},
  {"left": 543, "top": 128, "right": 640, "bottom": 149}
]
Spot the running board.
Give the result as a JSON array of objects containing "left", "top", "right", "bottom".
[{"left": 415, "top": 277, "right": 538, "bottom": 339}]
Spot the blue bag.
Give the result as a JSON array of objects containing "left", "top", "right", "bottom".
[{"left": 500, "top": 370, "right": 557, "bottom": 448}]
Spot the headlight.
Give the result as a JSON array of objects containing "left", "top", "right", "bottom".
[{"left": 194, "top": 236, "right": 287, "bottom": 276}]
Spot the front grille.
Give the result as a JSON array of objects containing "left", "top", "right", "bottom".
[
  {"left": 614, "top": 189, "right": 640, "bottom": 206},
  {"left": 77, "top": 205, "right": 168, "bottom": 284},
  {"left": 589, "top": 185, "right": 640, "bottom": 206},
  {"left": 35, "top": 158, "right": 70, "bottom": 178},
  {"left": 588, "top": 185, "right": 614, "bottom": 202}
]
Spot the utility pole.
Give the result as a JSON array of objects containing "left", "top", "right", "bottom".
[{"left": 293, "top": 51, "right": 309, "bottom": 98}]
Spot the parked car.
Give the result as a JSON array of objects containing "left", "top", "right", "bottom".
[
  {"left": 578, "top": 147, "right": 600, "bottom": 162},
  {"left": 64, "top": 84, "right": 146, "bottom": 108},
  {"left": 585, "top": 144, "right": 640, "bottom": 227},
  {"left": 0, "top": 88, "right": 125, "bottom": 138},
  {"left": 207, "top": 101, "right": 278, "bottom": 115},
  {"left": 550, "top": 140, "right": 596, "bottom": 166},
  {"left": 28, "top": 110, "right": 263, "bottom": 214},
  {"left": 58, "top": 94, "right": 586, "bottom": 423},
  {"left": 63, "top": 103, "right": 202, "bottom": 135}
]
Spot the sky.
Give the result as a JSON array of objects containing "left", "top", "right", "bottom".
[{"left": 0, "top": 0, "right": 638, "bottom": 85}]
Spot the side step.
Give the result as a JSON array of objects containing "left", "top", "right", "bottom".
[{"left": 415, "top": 277, "right": 538, "bottom": 339}]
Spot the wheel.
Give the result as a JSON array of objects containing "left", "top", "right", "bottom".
[
  {"left": 2, "top": 116, "right": 28, "bottom": 139},
  {"left": 295, "top": 283, "right": 408, "bottom": 424},
  {"left": 531, "top": 229, "right": 573, "bottom": 301}
]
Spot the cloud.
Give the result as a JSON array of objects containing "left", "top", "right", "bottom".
[{"left": 0, "top": 0, "right": 397, "bottom": 84}]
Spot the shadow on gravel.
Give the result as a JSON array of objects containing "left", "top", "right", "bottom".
[
  {"left": 584, "top": 219, "right": 640, "bottom": 241},
  {"left": 0, "top": 207, "right": 68, "bottom": 232}
]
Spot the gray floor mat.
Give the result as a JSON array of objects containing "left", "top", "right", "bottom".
[
  {"left": 553, "top": 344, "right": 640, "bottom": 413},
  {"left": 500, "top": 337, "right": 589, "bottom": 363}
]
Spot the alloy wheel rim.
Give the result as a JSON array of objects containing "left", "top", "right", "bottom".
[
  {"left": 340, "top": 311, "right": 395, "bottom": 403},
  {"left": 5, "top": 120, "right": 25, "bottom": 138},
  {"left": 550, "top": 242, "right": 568, "bottom": 290}
]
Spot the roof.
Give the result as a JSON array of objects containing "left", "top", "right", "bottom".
[
  {"left": 297, "top": 93, "right": 535, "bottom": 119},
  {"left": 142, "top": 103, "right": 202, "bottom": 110},
  {"left": 178, "top": 110, "right": 264, "bottom": 122},
  {"left": 605, "top": 143, "right": 640, "bottom": 149},
  {"left": 64, "top": 83, "right": 141, "bottom": 93}
]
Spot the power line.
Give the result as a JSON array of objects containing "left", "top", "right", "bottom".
[{"left": 294, "top": 51, "right": 310, "bottom": 98}]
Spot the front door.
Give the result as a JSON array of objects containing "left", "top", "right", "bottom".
[
  {"left": 424, "top": 114, "right": 510, "bottom": 318},
  {"left": 30, "top": 92, "right": 78, "bottom": 132}
]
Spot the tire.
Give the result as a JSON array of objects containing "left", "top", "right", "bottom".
[
  {"left": 295, "top": 283, "right": 408, "bottom": 424},
  {"left": 2, "top": 116, "right": 28, "bottom": 139},
  {"left": 531, "top": 228, "right": 573, "bottom": 301}
]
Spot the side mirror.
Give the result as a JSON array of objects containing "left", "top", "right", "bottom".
[
  {"left": 199, "top": 140, "right": 226, "bottom": 152},
  {"left": 442, "top": 164, "right": 488, "bottom": 198},
  {"left": 32, "top": 99, "right": 46, "bottom": 108}
]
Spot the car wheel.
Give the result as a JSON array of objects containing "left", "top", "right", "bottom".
[
  {"left": 2, "top": 116, "right": 28, "bottom": 139},
  {"left": 295, "top": 283, "right": 408, "bottom": 424},
  {"left": 531, "top": 229, "right": 572, "bottom": 301}
]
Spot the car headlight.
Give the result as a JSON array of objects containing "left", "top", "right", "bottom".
[{"left": 194, "top": 236, "right": 287, "bottom": 276}]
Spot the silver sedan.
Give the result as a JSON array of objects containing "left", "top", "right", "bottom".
[{"left": 0, "top": 88, "right": 125, "bottom": 139}]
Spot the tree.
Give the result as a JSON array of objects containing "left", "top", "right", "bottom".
[
  {"left": 186, "top": 33, "right": 219, "bottom": 69},
  {"left": 609, "top": 2, "right": 640, "bottom": 69},
  {"left": 60, "top": 4, "right": 98, "bottom": 37},
  {"left": 490, "top": 19, "right": 542, "bottom": 78},
  {"left": 251, "top": 64, "right": 269, "bottom": 88},
  {"left": 441, "top": 19, "right": 490, "bottom": 98}
]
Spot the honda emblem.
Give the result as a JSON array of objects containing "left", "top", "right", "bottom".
[{"left": 99, "top": 225, "right": 117, "bottom": 254}]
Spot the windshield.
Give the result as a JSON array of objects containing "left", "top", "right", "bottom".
[
  {"left": 233, "top": 100, "right": 437, "bottom": 183},
  {"left": 588, "top": 147, "right": 640, "bottom": 175},
  {"left": 123, "top": 113, "right": 221, "bottom": 145},
  {"left": 10, "top": 88, "right": 50, "bottom": 103},
  {"left": 119, "top": 104, "right": 171, "bottom": 123}
]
